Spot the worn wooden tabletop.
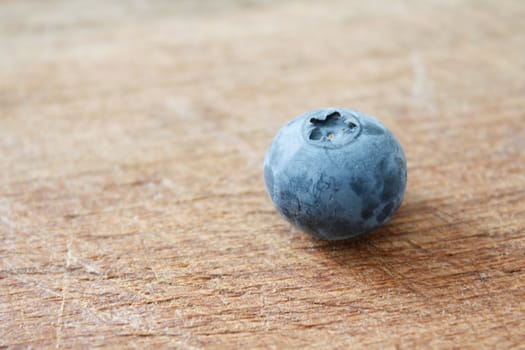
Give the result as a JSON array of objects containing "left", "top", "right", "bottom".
[{"left": 1, "top": 0, "right": 524, "bottom": 348}]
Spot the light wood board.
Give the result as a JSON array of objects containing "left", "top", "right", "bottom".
[{"left": 1, "top": 0, "right": 524, "bottom": 348}]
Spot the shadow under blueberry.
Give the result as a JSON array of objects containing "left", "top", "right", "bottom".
[{"left": 292, "top": 191, "right": 487, "bottom": 298}]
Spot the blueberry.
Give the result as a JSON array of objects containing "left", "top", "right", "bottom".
[{"left": 264, "top": 108, "right": 407, "bottom": 240}]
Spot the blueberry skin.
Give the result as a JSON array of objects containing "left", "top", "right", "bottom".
[{"left": 264, "top": 107, "right": 407, "bottom": 240}]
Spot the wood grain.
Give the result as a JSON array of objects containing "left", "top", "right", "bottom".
[{"left": 1, "top": 0, "right": 524, "bottom": 348}]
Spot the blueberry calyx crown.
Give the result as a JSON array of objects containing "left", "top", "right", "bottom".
[{"left": 303, "top": 109, "right": 362, "bottom": 148}]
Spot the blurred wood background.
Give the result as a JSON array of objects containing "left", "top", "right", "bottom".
[{"left": 1, "top": 0, "right": 524, "bottom": 348}]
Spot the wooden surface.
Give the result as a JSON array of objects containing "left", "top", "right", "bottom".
[{"left": 1, "top": 0, "right": 525, "bottom": 348}]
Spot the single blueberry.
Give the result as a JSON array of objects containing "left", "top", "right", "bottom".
[{"left": 264, "top": 107, "right": 407, "bottom": 240}]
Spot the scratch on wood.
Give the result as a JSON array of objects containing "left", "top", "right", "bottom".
[
  {"left": 411, "top": 51, "right": 435, "bottom": 112},
  {"left": 55, "top": 239, "right": 72, "bottom": 349}
]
